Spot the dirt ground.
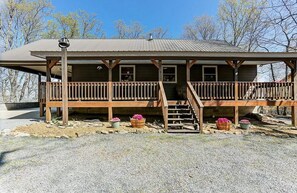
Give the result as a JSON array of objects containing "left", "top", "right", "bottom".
[
  {"left": 11, "top": 118, "right": 163, "bottom": 138},
  {"left": 203, "top": 114, "right": 297, "bottom": 138},
  {"left": 8, "top": 113, "right": 297, "bottom": 138}
]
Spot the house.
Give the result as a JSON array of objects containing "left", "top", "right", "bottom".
[{"left": 0, "top": 38, "right": 296, "bottom": 133}]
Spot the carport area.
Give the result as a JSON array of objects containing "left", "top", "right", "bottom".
[{"left": 0, "top": 108, "right": 43, "bottom": 133}]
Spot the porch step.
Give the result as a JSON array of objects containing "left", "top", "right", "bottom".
[
  {"left": 167, "top": 103, "right": 199, "bottom": 131},
  {"left": 168, "top": 104, "right": 188, "bottom": 108},
  {"left": 168, "top": 123, "right": 184, "bottom": 127},
  {"left": 168, "top": 108, "right": 189, "bottom": 111},
  {"left": 168, "top": 118, "right": 194, "bottom": 121},
  {"left": 168, "top": 113, "right": 192, "bottom": 116}
]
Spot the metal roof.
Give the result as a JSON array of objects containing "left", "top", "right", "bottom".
[
  {"left": 28, "top": 39, "right": 246, "bottom": 52},
  {"left": 0, "top": 39, "right": 296, "bottom": 77}
]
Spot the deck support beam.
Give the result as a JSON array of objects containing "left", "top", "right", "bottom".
[
  {"left": 38, "top": 74, "right": 44, "bottom": 117},
  {"left": 186, "top": 60, "right": 197, "bottom": 81},
  {"left": 291, "top": 60, "right": 297, "bottom": 127},
  {"left": 226, "top": 60, "right": 244, "bottom": 126},
  {"left": 151, "top": 59, "right": 162, "bottom": 81},
  {"left": 45, "top": 59, "right": 59, "bottom": 122},
  {"left": 61, "top": 48, "right": 68, "bottom": 125},
  {"left": 104, "top": 59, "right": 121, "bottom": 121}
]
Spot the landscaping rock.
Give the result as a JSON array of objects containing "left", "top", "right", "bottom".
[
  {"left": 101, "top": 131, "right": 109, "bottom": 134},
  {"left": 61, "top": 135, "right": 70, "bottom": 139},
  {"left": 118, "top": 131, "right": 128, "bottom": 134},
  {"left": 15, "top": 132, "right": 30, "bottom": 137}
]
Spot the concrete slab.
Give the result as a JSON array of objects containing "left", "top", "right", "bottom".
[{"left": 0, "top": 108, "right": 44, "bottom": 132}]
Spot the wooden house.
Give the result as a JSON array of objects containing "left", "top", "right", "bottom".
[{"left": 1, "top": 39, "right": 296, "bottom": 132}]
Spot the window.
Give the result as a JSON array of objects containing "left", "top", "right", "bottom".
[
  {"left": 120, "top": 65, "right": 135, "bottom": 81},
  {"left": 203, "top": 66, "right": 217, "bottom": 81},
  {"left": 162, "top": 65, "right": 177, "bottom": 83}
]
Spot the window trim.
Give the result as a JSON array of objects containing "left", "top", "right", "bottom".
[
  {"left": 202, "top": 65, "right": 218, "bottom": 81},
  {"left": 162, "top": 65, "right": 177, "bottom": 83},
  {"left": 119, "top": 65, "right": 135, "bottom": 81}
]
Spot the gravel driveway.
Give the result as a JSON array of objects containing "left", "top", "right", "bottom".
[{"left": 0, "top": 134, "right": 297, "bottom": 193}]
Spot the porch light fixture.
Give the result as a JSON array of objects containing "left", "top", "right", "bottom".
[{"left": 58, "top": 37, "right": 70, "bottom": 48}]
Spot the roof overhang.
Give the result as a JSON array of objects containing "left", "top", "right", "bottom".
[{"left": 31, "top": 51, "right": 297, "bottom": 61}]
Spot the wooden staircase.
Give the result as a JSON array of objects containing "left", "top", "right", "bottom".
[{"left": 167, "top": 102, "right": 200, "bottom": 133}]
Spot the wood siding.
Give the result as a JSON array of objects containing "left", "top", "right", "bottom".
[
  {"left": 71, "top": 64, "right": 257, "bottom": 101},
  {"left": 72, "top": 64, "right": 108, "bottom": 81},
  {"left": 190, "top": 65, "right": 257, "bottom": 81}
]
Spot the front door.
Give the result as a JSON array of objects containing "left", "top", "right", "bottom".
[{"left": 162, "top": 65, "right": 186, "bottom": 100}]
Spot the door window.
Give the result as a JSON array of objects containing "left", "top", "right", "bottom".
[
  {"left": 120, "top": 65, "right": 135, "bottom": 81},
  {"left": 203, "top": 66, "right": 217, "bottom": 81},
  {"left": 162, "top": 65, "right": 177, "bottom": 83}
]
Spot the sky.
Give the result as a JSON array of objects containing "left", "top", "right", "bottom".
[{"left": 50, "top": 0, "right": 219, "bottom": 38}]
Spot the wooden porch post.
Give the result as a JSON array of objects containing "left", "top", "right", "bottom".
[
  {"left": 226, "top": 60, "right": 244, "bottom": 127},
  {"left": 234, "top": 62, "right": 239, "bottom": 127},
  {"left": 61, "top": 48, "right": 68, "bottom": 125},
  {"left": 291, "top": 60, "right": 297, "bottom": 127},
  {"left": 45, "top": 60, "right": 51, "bottom": 122},
  {"left": 45, "top": 59, "right": 59, "bottom": 122},
  {"left": 38, "top": 73, "right": 44, "bottom": 117},
  {"left": 101, "top": 59, "right": 121, "bottom": 121},
  {"left": 108, "top": 60, "right": 113, "bottom": 121},
  {"left": 186, "top": 60, "right": 197, "bottom": 81}
]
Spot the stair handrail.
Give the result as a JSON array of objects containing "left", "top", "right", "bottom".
[
  {"left": 158, "top": 81, "right": 168, "bottom": 131},
  {"left": 187, "top": 81, "right": 204, "bottom": 132}
]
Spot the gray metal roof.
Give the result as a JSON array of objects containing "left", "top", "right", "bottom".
[
  {"left": 0, "top": 39, "right": 245, "bottom": 63},
  {"left": 28, "top": 39, "right": 246, "bottom": 52}
]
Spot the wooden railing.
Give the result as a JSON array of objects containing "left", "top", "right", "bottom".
[
  {"left": 187, "top": 82, "right": 204, "bottom": 132},
  {"left": 191, "top": 81, "right": 294, "bottom": 100},
  {"left": 112, "top": 81, "right": 158, "bottom": 101},
  {"left": 191, "top": 82, "right": 235, "bottom": 100},
  {"left": 47, "top": 82, "right": 108, "bottom": 101},
  {"left": 41, "top": 81, "right": 159, "bottom": 102},
  {"left": 39, "top": 82, "right": 46, "bottom": 103},
  {"left": 158, "top": 81, "right": 168, "bottom": 131},
  {"left": 238, "top": 82, "right": 294, "bottom": 100}
]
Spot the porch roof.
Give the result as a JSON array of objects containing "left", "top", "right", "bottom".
[{"left": 0, "top": 39, "right": 296, "bottom": 76}]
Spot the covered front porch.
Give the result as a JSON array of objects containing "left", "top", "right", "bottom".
[
  {"left": 1, "top": 39, "right": 297, "bottom": 133},
  {"left": 39, "top": 78, "right": 297, "bottom": 132}
]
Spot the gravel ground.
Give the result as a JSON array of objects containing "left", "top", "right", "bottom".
[{"left": 0, "top": 134, "right": 297, "bottom": 193}]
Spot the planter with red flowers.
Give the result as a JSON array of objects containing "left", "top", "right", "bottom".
[
  {"left": 110, "top": 117, "right": 121, "bottom": 128},
  {"left": 216, "top": 118, "right": 232, "bottom": 131},
  {"left": 239, "top": 119, "right": 251, "bottom": 130},
  {"left": 130, "top": 114, "right": 146, "bottom": 128}
]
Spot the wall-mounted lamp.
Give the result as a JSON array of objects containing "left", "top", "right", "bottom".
[{"left": 97, "top": 66, "right": 103, "bottom": 71}]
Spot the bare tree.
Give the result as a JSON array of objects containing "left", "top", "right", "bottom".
[
  {"left": 219, "top": 0, "right": 268, "bottom": 51},
  {"left": 114, "top": 20, "right": 144, "bottom": 39},
  {"left": 259, "top": 0, "right": 297, "bottom": 115},
  {"left": 0, "top": 0, "right": 51, "bottom": 102},
  {"left": 183, "top": 15, "right": 217, "bottom": 40},
  {"left": 114, "top": 20, "right": 169, "bottom": 39},
  {"left": 43, "top": 11, "right": 105, "bottom": 39},
  {"left": 148, "top": 27, "right": 168, "bottom": 39}
]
